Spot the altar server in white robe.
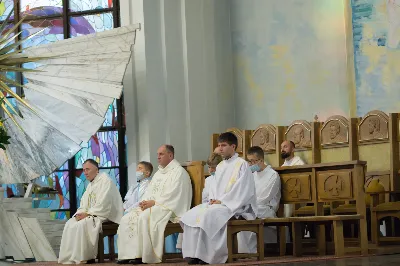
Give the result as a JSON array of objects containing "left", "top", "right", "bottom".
[
  {"left": 280, "top": 140, "right": 305, "bottom": 218},
  {"left": 58, "top": 159, "right": 124, "bottom": 264},
  {"left": 181, "top": 132, "right": 257, "bottom": 265},
  {"left": 123, "top": 161, "right": 153, "bottom": 213},
  {"left": 237, "top": 146, "right": 281, "bottom": 253},
  {"left": 117, "top": 144, "right": 192, "bottom": 264}
]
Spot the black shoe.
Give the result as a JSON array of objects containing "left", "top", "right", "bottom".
[
  {"left": 198, "top": 259, "right": 208, "bottom": 265},
  {"left": 86, "top": 259, "right": 96, "bottom": 264},
  {"left": 129, "top": 258, "right": 143, "bottom": 264},
  {"left": 117, "top": 260, "right": 131, "bottom": 264},
  {"left": 188, "top": 258, "right": 200, "bottom": 264}
]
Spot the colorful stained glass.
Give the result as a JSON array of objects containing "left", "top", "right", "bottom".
[
  {"left": 0, "top": 0, "right": 14, "bottom": 21},
  {"left": 103, "top": 99, "right": 117, "bottom": 127},
  {"left": 75, "top": 168, "right": 120, "bottom": 207},
  {"left": 75, "top": 131, "right": 119, "bottom": 168},
  {"left": 69, "top": 0, "right": 113, "bottom": 12},
  {"left": 33, "top": 171, "right": 70, "bottom": 210},
  {"left": 1, "top": 184, "right": 23, "bottom": 198},
  {"left": 58, "top": 160, "right": 69, "bottom": 171},
  {"left": 21, "top": 19, "right": 64, "bottom": 49},
  {"left": 50, "top": 210, "right": 70, "bottom": 220},
  {"left": 69, "top": 12, "right": 113, "bottom": 37},
  {"left": 20, "top": 1, "right": 63, "bottom": 18}
]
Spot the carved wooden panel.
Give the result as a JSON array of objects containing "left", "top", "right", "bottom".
[
  {"left": 358, "top": 110, "right": 389, "bottom": 143},
  {"left": 285, "top": 120, "right": 312, "bottom": 149},
  {"left": 321, "top": 115, "right": 349, "bottom": 147},
  {"left": 317, "top": 171, "right": 353, "bottom": 201},
  {"left": 251, "top": 124, "right": 276, "bottom": 152},
  {"left": 227, "top": 128, "right": 243, "bottom": 153},
  {"left": 281, "top": 174, "right": 312, "bottom": 202}
]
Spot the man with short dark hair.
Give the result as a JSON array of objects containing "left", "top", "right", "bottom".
[
  {"left": 181, "top": 132, "right": 257, "bottom": 264},
  {"left": 237, "top": 146, "right": 281, "bottom": 253},
  {"left": 117, "top": 144, "right": 192, "bottom": 264},
  {"left": 280, "top": 140, "right": 305, "bottom": 167},
  {"left": 58, "top": 159, "right": 123, "bottom": 264}
]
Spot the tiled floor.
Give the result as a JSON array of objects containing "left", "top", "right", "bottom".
[{"left": 2, "top": 254, "right": 400, "bottom": 266}]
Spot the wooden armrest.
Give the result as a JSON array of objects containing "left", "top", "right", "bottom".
[
  {"left": 263, "top": 217, "right": 291, "bottom": 223},
  {"left": 289, "top": 214, "right": 362, "bottom": 222},
  {"left": 367, "top": 190, "right": 400, "bottom": 195},
  {"left": 228, "top": 219, "right": 264, "bottom": 226}
]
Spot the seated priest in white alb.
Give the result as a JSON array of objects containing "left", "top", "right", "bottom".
[
  {"left": 237, "top": 146, "right": 281, "bottom": 253},
  {"left": 180, "top": 132, "right": 257, "bottom": 265},
  {"left": 123, "top": 161, "right": 153, "bottom": 213},
  {"left": 117, "top": 144, "right": 192, "bottom": 264},
  {"left": 58, "top": 159, "right": 124, "bottom": 264}
]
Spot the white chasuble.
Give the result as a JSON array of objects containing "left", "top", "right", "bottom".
[
  {"left": 58, "top": 173, "right": 124, "bottom": 264},
  {"left": 117, "top": 159, "right": 192, "bottom": 264},
  {"left": 180, "top": 154, "right": 257, "bottom": 264},
  {"left": 237, "top": 165, "right": 281, "bottom": 253}
]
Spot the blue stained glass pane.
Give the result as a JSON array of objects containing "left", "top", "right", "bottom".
[
  {"left": 70, "top": 12, "right": 113, "bottom": 38},
  {"left": 33, "top": 171, "right": 70, "bottom": 210},
  {"left": 75, "top": 131, "right": 119, "bottom": 168},
  {"left": 103, "top": 99, "right": 117, "bottom": 127},
  {"left": 0, "top": 0, "right": 14, "bottom": 21},
  {"left": 76, "top": 168, "right": 120, "bottom": 208},
  {"left": 69, "top": 0, "right": 113, "bottom": 12},
  {"left": 58, "top": 160, "right": 69, "bottom": 170},
  {"left": 50, "top": 211, "right": 70, "bottom": 220},
  {"left": 2, "top": 184, "right": 24, "bottom": 198},
  {"left": 20, "top": 1, "right": 63, "bottom": 18},
  {"left": 21, "top": 19, "right": 64, "bottom": 49}
]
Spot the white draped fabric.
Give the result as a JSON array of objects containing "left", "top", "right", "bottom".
[
  {"left": 123, "top": 178, "right": 152, "bottom": 212},
  {"left": 58, "top": 173, "right": 124, "bottom": 264},
  {"left": 180, "top": 154, "right": 257, "bottom": 264},
  {"left": 237, "top": 166, "right": 281, "bottom": 253},
  {"left": 117, "top": 159, "right": 192, "bottom": 264}
]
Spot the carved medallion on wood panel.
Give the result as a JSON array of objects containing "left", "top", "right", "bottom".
[
  {"left": 281, "top": 174, "right": 311, "bottom": 202},
  {"left": 317, "top": 171, "right": 353, "bottom": 201},
  {"left": 358, "top": 110, "right": 389, "bottom": 143},
  {"left": 226, "top": 128, "right": 243, "bottom": 153},
  {"left": 321, "top": 115, "right": 349, "bottom": 147},
  {"left": 285, "top": 120, "right": 312, "bottom": 149},
  {"left": 251, "top": 124, "right": 276, "bottom": 152}
]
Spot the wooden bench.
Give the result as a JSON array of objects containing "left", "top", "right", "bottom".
[
  {"left": 96, "top": 161, "right": 205, "bottom": 263},
  {"left": 290, "top": 215, "right": 363, "bottom": 256},
  {"left": 274, "top": 161, "right": 368, "bottom": 257}
]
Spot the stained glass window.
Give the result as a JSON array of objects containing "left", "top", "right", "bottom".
[
  {"left": 20, "top": 1, "right": 63, "bottom": 18},
  {"left": 21, "top": 19, "right": 64, "bottom": 48},
  {"left": 69, "top": 0, "right": 113, "bottom": 12},
  {"left": 75, "top": 131, "right": 119, "bottom": 168},
  {"left": 0, "top": 0, "right": 14, "bottom": 21},
  {"left": 103, "top": 99, "right": 118, "bottom": 127},
  {"left": 70, "top": 12, "right": 113, "bottom": 37},
  {"left": 75, "top": 168, "right": 120, "bottom": 207},
  {"left": 33, "top": 171, "right": 70, "bottom": 209}
]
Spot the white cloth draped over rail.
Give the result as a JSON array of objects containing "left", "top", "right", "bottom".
[
  {"left": 237, "top": 165, "right": 281, "bottom": 253},
  {"left": 117, "top": 159, "right": 192, "bottom": 264},
  {"left": 180, "top": 154, "right": 257, "bottom": 264},
  {"left": 58, "top": 173, "right": 124, "bottom": 264}
]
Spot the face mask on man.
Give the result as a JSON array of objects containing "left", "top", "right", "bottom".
[
  {"left": 210, "top": 171, "right": 216, "bottom": 176},
  {"left": 250, "top": 164, "right": 260, "bottom": 173},
  {"left": 136, "top": 171, "right": 146, "bottom": 182}
]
